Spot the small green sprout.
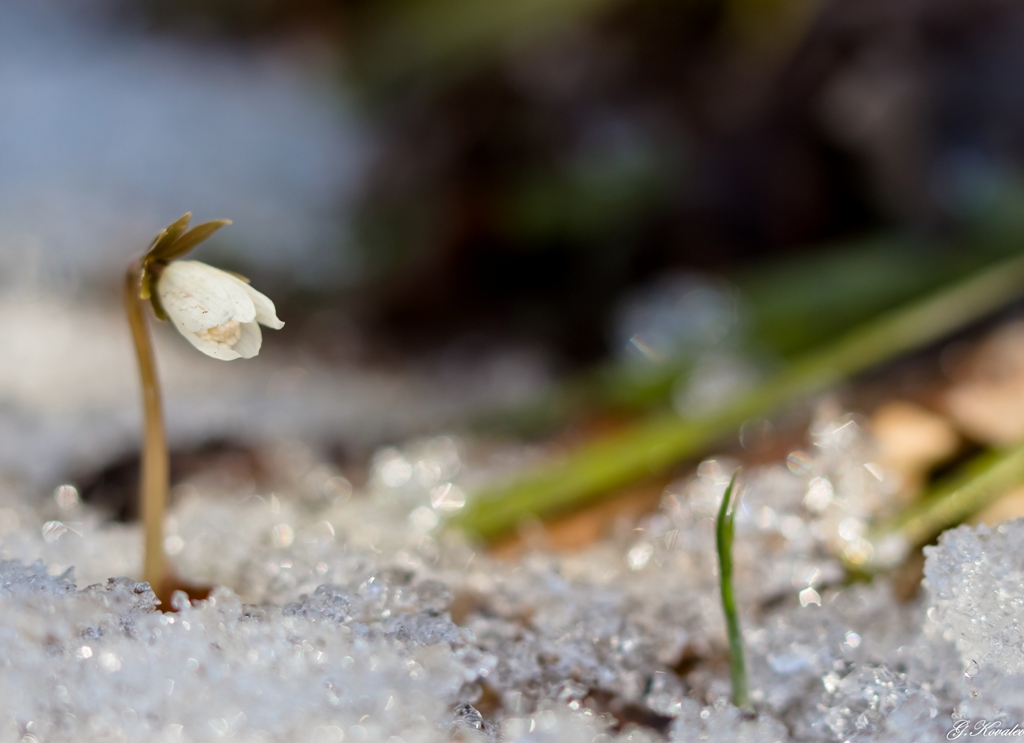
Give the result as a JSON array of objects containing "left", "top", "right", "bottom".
[
  {"left": 716, "top": 470, "right": 753, "bottom": 713},
  {"left": 124, "top": 214, "right": 284, "bottom": 598}
]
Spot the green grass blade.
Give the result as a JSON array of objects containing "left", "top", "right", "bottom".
[
  {"left": 716, "top": 471, "right": 751, "bottom": 711},
  {"left": 470, "top": 237, "right": 1023, "bottom": 439},
  {"left": 865, "top": 442, "right": 1024, "bottom": 570},
  {"left": 452, "top": 252, "right": 1024, "bottom": 540}
]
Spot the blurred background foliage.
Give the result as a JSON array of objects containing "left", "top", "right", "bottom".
[
  {"left": 4, "top": 0, "right": 1024, "bottom": 533},
  {"left": 102, "top": 0, "right": 1024, "bottom": 365},
  {"left": 0, "top": 0, "right": 991, "bottom": 401}
]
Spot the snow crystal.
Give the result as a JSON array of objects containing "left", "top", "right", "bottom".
[
  {"left": 2, "top": 410, "right": 1024, "bottom": 740},
  {"left": 924, "top": 520, "right": 1024, "bottom": 675},
  {"left": 669, "top": 699, "right": 790, "bottom": 743}
]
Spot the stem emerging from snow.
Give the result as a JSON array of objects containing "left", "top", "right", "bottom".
[
  {"left": 124, "top": 259, "right": 169, "bottom": 593},
  {"left": 716, "top": 471, "right": 752, "bottom": 712}
]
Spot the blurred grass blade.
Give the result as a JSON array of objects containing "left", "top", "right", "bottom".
[
  {"left": 735, "top": 238, "right": 1015, "bottom": 358},
  {"left": 453, "top": 252, "right": 1024, "bottom": 540},
  {"left": 473, "top": 237, "right": 1022, "bottom": 438},
  {"left": 866, "top": 442, "right": 1024, "bottom": 570},
  {"left": 716, "top": 471, "right": 752, "bottom": 712}
]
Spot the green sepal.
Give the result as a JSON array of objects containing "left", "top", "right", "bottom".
[
  {"left": 137, "top": 214, "right": 232, "bottom": 322},
  {"left": 153, "top": 220, "right": 232, "bottom": 264},
  {"left": 144, "top": 213, "right": 192, "bottom": 265},
  {"left": 135, "top": 263, "right": 168, "bottom": 320},
  {"left": 139, "top": 266, "right": 152, "bottom": 300},
  {"left": 149, "top": 290, "right": 169, "bottom": 322}
]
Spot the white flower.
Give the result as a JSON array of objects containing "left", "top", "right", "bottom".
[{"left": 156, "top": 260, "right": 284, "bottom": 360}]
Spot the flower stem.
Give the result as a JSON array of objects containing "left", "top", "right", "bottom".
[
  {"left": 124, "top": 259, "right": 169, "bottom": 593},
  {"left": 716, "top": 471, "right": 752, "bottom": 712}
]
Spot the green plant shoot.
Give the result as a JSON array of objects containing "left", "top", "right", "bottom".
[{"left": 716, "top": 470, "right": 752, "bottom": 712}]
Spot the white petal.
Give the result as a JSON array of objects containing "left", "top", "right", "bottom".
[
  {"left": 168, "top": 312, "right": 241, "bottom": 360},
  {"left": 223, "top": 274, "right": 284, "bottom": 330},
  {"left": 157, "top": 261, "right": 255, "bottom": 332},
  {"left": 232, "top": 320, "right": 263, "bottom": 359}
]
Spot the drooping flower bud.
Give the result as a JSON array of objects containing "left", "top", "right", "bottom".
[{"left": 157, "top": 260, "right": 283, "bottom": 360}]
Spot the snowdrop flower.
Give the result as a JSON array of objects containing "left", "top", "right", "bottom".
[{"left": 157, "top": 260, "right": 284, "bottom": 360}]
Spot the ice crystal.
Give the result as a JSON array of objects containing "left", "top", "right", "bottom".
[
  {"left": 0, "top": 417, "right": 1021, "bottom": 740},
  {"left": 924, "top": 520, "right": 1024, "bottom": 675}
]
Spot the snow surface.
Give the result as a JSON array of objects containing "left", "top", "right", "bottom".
[{"left": 0, "top": 408, "right": 1018, "bottom": 741}]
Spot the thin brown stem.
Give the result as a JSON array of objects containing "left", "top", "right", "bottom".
[{"left": 124, "top": 259, "right": 169, "bottom": 592}]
